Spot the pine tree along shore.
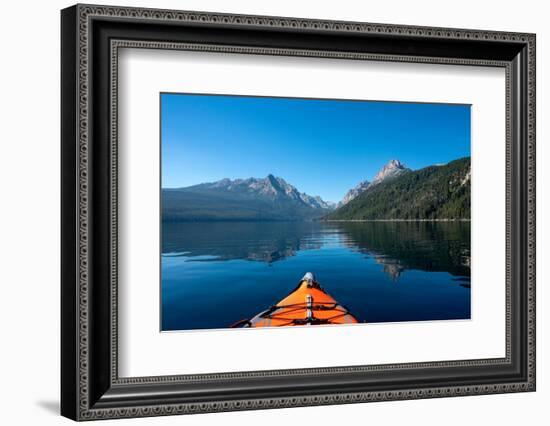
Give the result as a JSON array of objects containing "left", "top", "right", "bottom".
[{"left": 324, "top": 157, "right": 470, "bottom": 221}]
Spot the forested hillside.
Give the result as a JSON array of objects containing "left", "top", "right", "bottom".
[{"left": 325, "top": 157, "right": 470, "bottom": 220}]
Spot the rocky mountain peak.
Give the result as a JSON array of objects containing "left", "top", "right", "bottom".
[
  {"left": 372, "top": 159, "right": 407, "bottom": 184},
  {"left": 263, "top": 174, "right": 282, "bottom": 192},
  {"left": 198, "top": 175, "right": 334, "bottom": 210},
  {"left": 339, "top": 159, "right": 408, "bottom": 207},
  {"left": 265, "top": 173, "right": 278, "bottom": 184}
]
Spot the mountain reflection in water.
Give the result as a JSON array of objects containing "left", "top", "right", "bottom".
[
  {"left": 161, "top": 221, "right": 471, "bottom": 330},
  {"left": 162, "top": 221, "right": 470, "bottom": 280}
]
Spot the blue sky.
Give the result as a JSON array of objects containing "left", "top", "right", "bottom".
[{"left": 161, "top": 93, "right": 470, "bottom": 202}]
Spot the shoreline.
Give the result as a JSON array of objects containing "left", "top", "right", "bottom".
[
  {"left": 163, "top": 218, "right": 471, "bottom": 223},
  {"left": 321, "top": 218, "right": 471, "bottom": 223}
]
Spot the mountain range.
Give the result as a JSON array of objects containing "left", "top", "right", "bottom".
[
  {"left": 162, "top": 174, "right": 334, "bottom": 221},
  {"left": 162, "top": 157, "right": 471, "bottom": 222}
]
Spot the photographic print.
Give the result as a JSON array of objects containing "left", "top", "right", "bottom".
[
  {"left": 61, "top": 7, "right": 536, "bottom": 417},
  {"left": 161, "top": 93, "right": 471, "bottom": 331}
]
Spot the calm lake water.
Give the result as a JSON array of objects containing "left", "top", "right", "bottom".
[{"left": 161, "top": 221, "right": 471, "bottom": 331}]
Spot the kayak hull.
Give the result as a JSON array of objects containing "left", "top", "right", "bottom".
[{"left": 234, "top": 274, "right": 359, "bottom": 328}]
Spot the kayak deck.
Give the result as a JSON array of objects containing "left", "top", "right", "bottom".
[{"left": 233, "top": 273, "right": 359, "bottom": 328}]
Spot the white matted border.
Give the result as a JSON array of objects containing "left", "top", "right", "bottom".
[{"left": 117, "top": 48, "right": 506, "bottom": 377}]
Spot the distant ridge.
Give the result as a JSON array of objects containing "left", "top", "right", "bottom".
[
  {"left": 326, "top": 157, "right": 470, "bottom": 221},
  {"left": 163, "top": 175, "right": 334, "bottom": 221}
]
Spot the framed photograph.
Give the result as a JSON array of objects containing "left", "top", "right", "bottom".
[{"left": 61, "top": 4, "right": 536, "bottom": 421}]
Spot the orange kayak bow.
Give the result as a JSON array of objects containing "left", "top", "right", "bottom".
[{"left": 232, "top": 273, "right": 359, "bottom": 328}]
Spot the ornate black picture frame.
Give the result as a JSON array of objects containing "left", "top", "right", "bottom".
[{"left": 61, "top": 4, "right": 536, "bottom": 421}]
